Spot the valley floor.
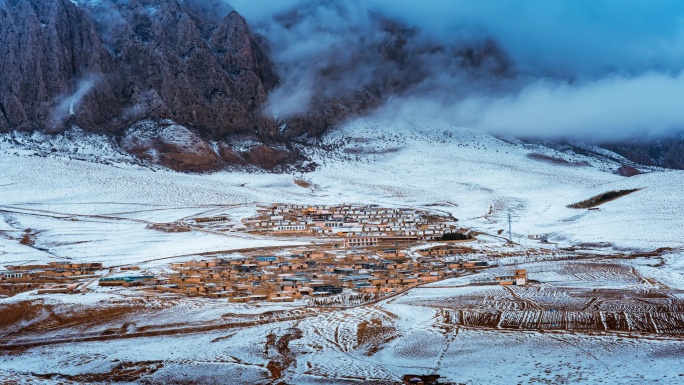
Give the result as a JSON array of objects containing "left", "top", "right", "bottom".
[{"left": 2, "top": 122, "right": 684, "bottom": 384}]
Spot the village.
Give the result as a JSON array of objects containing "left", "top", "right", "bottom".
[
  {"left": 239, "top": 203, "right": 465, "bottom": 243},
  {"left": 1, "top": 204, "right": 528, "bottom": 305}
]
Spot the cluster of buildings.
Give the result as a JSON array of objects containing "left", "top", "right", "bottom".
[
  {"left": 1, "top": 262, "right": 103, "bottom": 295},
  {"left": 470, "top": 269, "right": 528, "bottom": 286},
  {"left": 1, "top": 204, "right": 531, "bottom": 303},
  {"left": 96, "top": 244, "right": 495, "bottom": 304},
  {"left": 242, "top": 204, "right": 469, "bottom": 247},
  {"left": 1, "top": 262, "right": 102, "bottom": 281}
]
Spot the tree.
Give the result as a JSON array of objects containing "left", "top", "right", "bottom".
[{"left": 441, "top": 232, "right": 471, "bottom": 241}]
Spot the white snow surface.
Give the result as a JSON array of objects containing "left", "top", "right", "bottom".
[
  {"left": 1, "top": 120, "right": 683, "bottom": 267},
  {"left": 2, "top": 119, "right": 684, "bottom": 384}
]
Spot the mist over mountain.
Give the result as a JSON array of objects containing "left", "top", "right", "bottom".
[
  {"left": 234, "top": 0, "right": 684, "bottom": 141},
  {"left": 4, "top": 4, "right": 684, "bottom": 382},
  {"left": 1, "top": 0, "right": 684, "bottom": 171}
]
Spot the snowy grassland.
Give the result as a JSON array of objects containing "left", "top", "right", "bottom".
[
  {"left": 2, "top": 120, "right": 684, "bottom": 384},
  {"left": 2, "top": 119, "right": 683, "bottom": 265}
]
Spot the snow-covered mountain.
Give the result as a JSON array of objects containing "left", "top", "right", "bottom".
[
  {"left": 2, "top": 118, "right": 684, "bottom": 384},
  {"left": 4, "top": 0, "right": 683, "bottom": 173},
  {"left": 2, "top": 118, "right": 682, "bottom": 263},
  {"left": 4, "top": 2, "right": 684, "bottom": 383}
]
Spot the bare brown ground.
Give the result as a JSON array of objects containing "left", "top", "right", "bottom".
[
  {"left": 265, "top": 327, "right": 303, "bottom": 381},
  {"left": 0, "top": 300, "right": 312, "bottom": 351},
  {"left": 357, "top": 318, "right": 397, "bottom": 355},
  {"left": 33, "top": 360, "right": 164, "bottom": 383},
  {"left": 293, "top": 178, "right": 313, "bottom": 188},
  {"left": 0, "top": 283, "right": 42, "bottom": 297},
  {"left": 19, "top": 232, "right": 35, "bottom": 246},
  {"left": 0, "top": 301, "right": 144, "bottom": 339},
  {"left": 430, "top": 286, "right": 684, "bottom": 335}
]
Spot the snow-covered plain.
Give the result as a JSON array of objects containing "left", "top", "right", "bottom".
[
  {"left": 3, "top": 120, "right": 684, "bottom": 259},
  {"left": 2, "top": 291, "right": 683, "bottom": 385},
  {"left": 2, "top": 120, "right": 684, "bottom": 384}
]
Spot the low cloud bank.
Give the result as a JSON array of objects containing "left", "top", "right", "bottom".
[{"left": 230, "top": 0, "right": 684, "bottom": 140}]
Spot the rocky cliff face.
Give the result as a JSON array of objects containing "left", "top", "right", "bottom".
[
  {"left": 2, "top": 0, "right": 682, "bottom": 172},
  {"left": 0, "top": 0, "right": 278, "bottom": 136},
  {"left": 0, "top": 0, "right": 288, "bottom": 171},
  {"left": 601, "top": 137, "right": 684, "bottom": 170},
  {"left": 0, "top": 0, "right": 120, "bottom": 132},
  {"left": 0, "top": 0, "right": 513, "bottom": 172}
]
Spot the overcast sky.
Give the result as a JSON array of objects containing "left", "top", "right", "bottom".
[{"left": 230, "top": 0, "right": 684, "bottom": 141}]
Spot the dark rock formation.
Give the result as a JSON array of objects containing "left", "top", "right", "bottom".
[
  {"left": 218, "top": 142, "right": 247, "bottom": 166},
  {"left": 602, "top": 138, "right": 684, "bottom": 170},
  {"left": 241, "top": 145, "right": 291, "bottom": 170},
  {"left": 0, "top": 0, "right": 515, "bottom": 172},
  {"left": 616, "top": 165, "right": 643, "bottom": 177},
  {"left": 0, "top": 0, "right": 288, "bottom": 170},
  {"left": 86, "top": 0, "right": 277, "bottom": 137},
  {"left": 0, "top": 0, "right": 122, "bottom": 132},
  {"left": 121, "top": 122, "right": 224, "bottom": 172},
  {"left": 3, "top": 0, "right": 682, "bottom": 172},
  {"left": 0, "top": 0, "right": 275, "bottom": 133}
]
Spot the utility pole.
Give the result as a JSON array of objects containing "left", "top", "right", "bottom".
[{"left": 508, "top": 211, "right": 512, "bottom": 242}]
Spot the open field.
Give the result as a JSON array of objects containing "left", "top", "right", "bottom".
[
  {"left": 2, "top": 252, "right": 684, "bottom": 384},
  {"left": 2, "top": 121, "right": 684, "bottom": 383},
  {"left": 406, "top": 261, "right": 684, "bottom": 335}
]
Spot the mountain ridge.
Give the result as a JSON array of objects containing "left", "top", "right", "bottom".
[{"left": 1, "top": 0, "right": 683, "bottom": 172}]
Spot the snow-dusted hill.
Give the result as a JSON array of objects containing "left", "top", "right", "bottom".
[
  {"left": 2, "top": 119, "right": 684, "bottom": 384},
  {"left": 308, "top": 120, "right": 683, "bottom": 250},
  {"left": 1, "top": 119, "right": 683, "bottom": 270}
]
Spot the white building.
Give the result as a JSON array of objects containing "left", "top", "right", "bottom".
[
  {"left": 344, "top": 236, "right": 379, "bottom": 248},
  {"left": 1, "top": 271, "right": 23, "bottom": 279},
  {"left": 273, "top": 225, "right": 306, "bottom": 231}
]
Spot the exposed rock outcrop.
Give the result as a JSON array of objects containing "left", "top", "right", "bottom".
[
  {"left": 0, "top": 0, "right": 276, "bottom": 138},
  {"left": 3, "top": 0, "right": 681, "bottom": 172},
  {"left": 241, "top": 145, "right": 291, "bottom": 170},
  {"left": 121, "top": 122, "right": 224, "bottom": 173},
  {"left": 0, "top": 0, "right": 122, "bottom": 132},
  {"left": 0, "top": 0, "right": 521, "bottom": 172},
  {"left": 602, "top": 138, "right": 684, "bottom": 170},
  {"left": 217, "top": 142, "right": 247, "bottom": 166},
  {"left": 0, "top": 0, "right": 291, "bottom": 170}
]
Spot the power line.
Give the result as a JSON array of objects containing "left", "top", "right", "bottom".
[{"left": 507, "top": 210, "right": 521, "bottom": 243}]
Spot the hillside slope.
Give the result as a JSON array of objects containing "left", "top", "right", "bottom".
[{"left": 1, "top": 119, "right": 682, "bottom": 255}]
